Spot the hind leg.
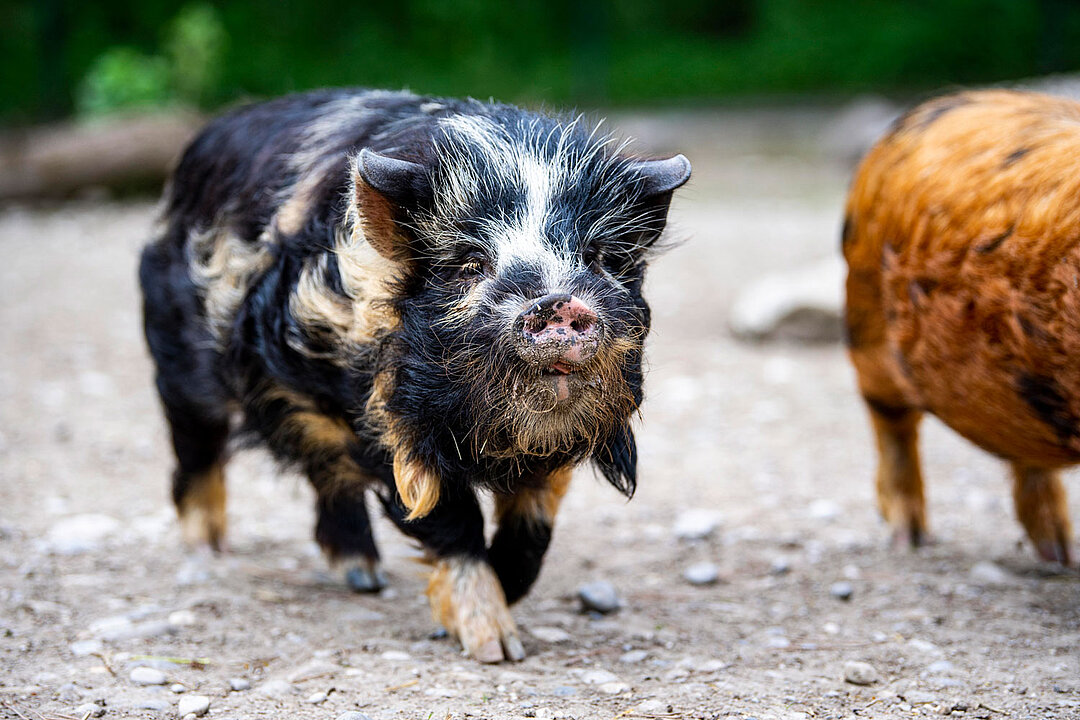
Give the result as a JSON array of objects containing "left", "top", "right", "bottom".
[
  {"left": 316, "top": 488, "right": 387, "bottom": 592},
  {"left": 1011, "top": 463, "right": 1072, "bottom": 565},
  {"left": 241, "top": 385, "right": 387, "bottom": 590},
  {"left": 865, "top": 397, "right": 927, "bottom": 548},
  {"left": 162, "top": 393, "right": 230, "bottom": 551}
]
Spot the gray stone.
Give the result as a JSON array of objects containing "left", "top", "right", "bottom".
[
  {"left": 45, "top": 514, "right": 120, "bottom": 555},
  {"left": 70, "top": 639, "right": 103, "bottom": 656},
  {"left": 672, "top": 509, "right": 722, "bottom": 540},
  {"left": 530, "top": 626, "right": 572, "bottom": 643},
  {"left": 177, "top": 695, "right": 210, "bottom": 717},
  {"left": 830, "top": 581, "right": 854, "bottom": 601},
  {"left": 336, "top": 714, "right": 375, "bottom": 720},
  {"left": 843, "top": 660, "right": 880, "bottom": 685},
  {"left": 577, "top": 581, "right": 620, "bottom": 614},
  {"left": 619, "top": 649, "right": 648, "bottom": 664},
  {"left": 769, "top": 556, "right": 792, "bottom": 575},
  {"left": 228, "top": 677, "right": 250, "bottom": 691},
  {"left": 129, "top": 667, "right": 167, "bottom": 686},
  {"left": 255, "top": 679, "right": 295, "bottom": 698},
  {"left": 579, "top": 669, "right": 620, "bottom": 685},
  {"left": 134, "top": 699, "right": 170, "bottom": 712},
  {"left": 170, "top": 683, "right": 186, "bottom": 693},
  {"left": 683, "top": 562, "right": 721, "bottom": 586},
  {"left": 926, "top": 660, "right": 955, "bottom": 675},
  {"left": 288, "top": 659, "right": 338, "bottom": 683},
  {"left": 902, "top": 690, "right": 936, "bottom": 705},
  {"left": 58, "top": 683, "right": 86, "bottom": 703},
  {"left": 729, "top": 256, "right": 845, "bottom": 343},
  {"left": 970, "top": 561, "right": 1016, "bottom": 586},
  {"left": 75, "top": 703, "right": 105, "bottom": 718}
]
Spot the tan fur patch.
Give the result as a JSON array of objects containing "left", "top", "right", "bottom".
[
  {"left": 495, "top": 466, "right": 573, "bottom": 526},
  {"left": 392, "top": 451, "right": 441, "bottom": 520},
  {"left": 177, "top": 464, "right": 227, "bottom": 551},
  {"left": 427, "top": 556, "right": 522, "bottom": 663},
  {"left": 188, "top": 230, "right": 273, "bottom": 343},
  {"left": 255, "top": 384, "right": 377, "bottom": 496}
]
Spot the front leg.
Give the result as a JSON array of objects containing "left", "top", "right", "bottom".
[
  {"left": 488, "top": 466, "right": 573, "bottom": 604},
  {"left": 381, "top": 466, "right": 524, "bottom": 662}
]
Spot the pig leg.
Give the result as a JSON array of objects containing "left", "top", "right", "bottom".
[
  {"left": 161, "top": 396, "right": 230, "bottom": 552},
  {"left": 866, "top": 399, "right": 927, "bottom": 548},
  {"left": 241, "top": 387, "right": 387, "bottom": 589},
  {"left": 381, "top": 485, "right": 525, "bottom": 663},
  {"left": 315, "top": 487, "right": 386, "bottom": 592},
  {"left": 1011, "top": 463, "right": 1073, "bottom": 565},
  {"left": 488, "top": 466, "right": 573, "bottom": 604}
]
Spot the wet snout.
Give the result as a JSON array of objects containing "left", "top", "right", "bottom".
[{"left": 515, "top": 293, "right": 601, "bottom": 368}]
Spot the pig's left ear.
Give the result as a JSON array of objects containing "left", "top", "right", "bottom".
[
  {"left": 594, "top": 423, "right": 637, "bottom": 499},
  {"left": 622, "top": 154, "right": 691, "bottom": 247},
  {"left": 627, "top": 154, "right": 692, "bottom": 198},
  {"left": 352, "top": 149, "right": 433, "bottom": 263}
]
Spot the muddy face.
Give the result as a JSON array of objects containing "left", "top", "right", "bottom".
[{"left": 513, "top": 293, "right": 604, "bottom": 406}]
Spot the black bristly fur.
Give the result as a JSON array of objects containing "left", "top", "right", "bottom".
[{"left": 141, "top": 87, "right": 688, "bottom": 621}]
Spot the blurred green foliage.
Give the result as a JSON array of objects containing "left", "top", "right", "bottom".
[{"left": 2, "top": 0, "right": 1080, "bottom": 123}]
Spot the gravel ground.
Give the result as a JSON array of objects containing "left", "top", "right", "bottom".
[{"left": 1, "top": 106, "right": 1078, "bottom": 720}]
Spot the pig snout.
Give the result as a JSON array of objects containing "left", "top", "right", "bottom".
[{"left": 515, "top": 293, "right": 601, "bottom": 368}]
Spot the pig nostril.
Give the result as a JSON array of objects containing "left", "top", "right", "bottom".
[
  {"left": 524, "top": 316, "right": 546, "bottom": 334},
  {"left": 569, "top": 312, "right": 596, "bottom": 334}
]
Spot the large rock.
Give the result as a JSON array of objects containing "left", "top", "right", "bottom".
[{"left": 730, "top": 256, "right": 845, "bottom": 343}]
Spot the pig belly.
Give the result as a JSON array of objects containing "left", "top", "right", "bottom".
[{"left": 883, "top": 256, "right": 1080, "bottom": 467}]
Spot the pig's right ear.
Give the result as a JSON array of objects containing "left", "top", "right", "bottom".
[{"left": 352, "top": 149, "right": 433, "bottom": 263}]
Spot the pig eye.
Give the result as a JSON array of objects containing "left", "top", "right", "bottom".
[
  {"left": 582, "top": 244, "right": 604, "bottom": 274},
  {"left": 455, "top": 253, "right": 491, "bottom": 281}
]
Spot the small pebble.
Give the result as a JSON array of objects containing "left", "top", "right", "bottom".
[
  {"left": 177, "top": 694, "right": 210, "bottom": 717},
  {"left": 70, "top": 639, "right": 104, "bottom": 657},
  {"left": 926, "top": 660, "right": 955, "bottom": 675},
  {"left": 170, "top": 684, "right": 186, "bottom": 694},
  {"left": 599, "top": 681, "right": 630, "bottom": 694},
  {"left": 135, "top": 699, "right": 170, "bottom": 712},
  {"left": 903, "top": 690, "right": 936, "bottom": 705},
  {"left": 969, "top": 561, "right": 1015, "bottom": 586},
  {"left": 306, "top": 691, "right": 328, "bottom": 704},
  {"left": 579, "top": 669, "right": 620, "bottom": 685},
  {"left": 619, "top": 649, "right": 648, "bottom": 664},
  {"left": 255, "top": 679, "right": 295, "bottom": 698},
  {"left": 167, "top": 609, "right": 197, "bottom": 627},
  {"left": 130, "top": 667, "right": 167, "bottom": 686},
  {"left": 530, "top": 626, "right": 572, "bottom": 643},
  {"left": 577, "top": 581, "right": 620, "bottom": 614},
  {"left": 58, "top": 684, "right": 85, "bottom": 703},
  {"left": 336, "top": 713, "right": 375, "bottom": 720},
  {"left": 843, "top": 660, "right": 880, "bottom": 685},
  {"left": 75, "top": 703, "right": 104, "bottom": 718},
  {"left": 683, "top": 562, "right": 721, "bottom": 586},
  {"left": 672, "top": 509, "right": 722, "bottom": 540},
  {"left": 228, "top": 677, "right": 251, "bottom": 691},
  {"left": 378, "top": 650, "right": 411, "bottom": 661},
  {"left": 830, "top": 581, "right": 854, "bottom": 601},
  {"left": 769, "top": 556, "right": 792, "bottom": 575}
]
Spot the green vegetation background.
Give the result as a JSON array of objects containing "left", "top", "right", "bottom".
[{"left": 4, "top": 0, "right": 1080, "bottom": 123}]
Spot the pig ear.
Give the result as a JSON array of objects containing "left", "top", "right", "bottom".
[
  {"left": 352, "top": 149, "right": 432, "bottom": 262},
  {"left": 357, "top": 149, "right": 432, "bottom": 205},
  {"left": 627, "top": 154, "right": 691, "bottom": 197}
]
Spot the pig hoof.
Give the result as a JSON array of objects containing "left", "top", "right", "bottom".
[
  {"left": 343, "top": 560, "right": 388, "bottom": 593},
  {"left": 1035, "top": 540, "right": 1072, "bottom": 567},
  {"left": 428, "top": 556, "right": 525, "bottom": 663}
]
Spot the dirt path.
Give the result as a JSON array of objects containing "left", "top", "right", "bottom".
[{"left": 1, "top": 108, "right": 1078, "bottom": 720}]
